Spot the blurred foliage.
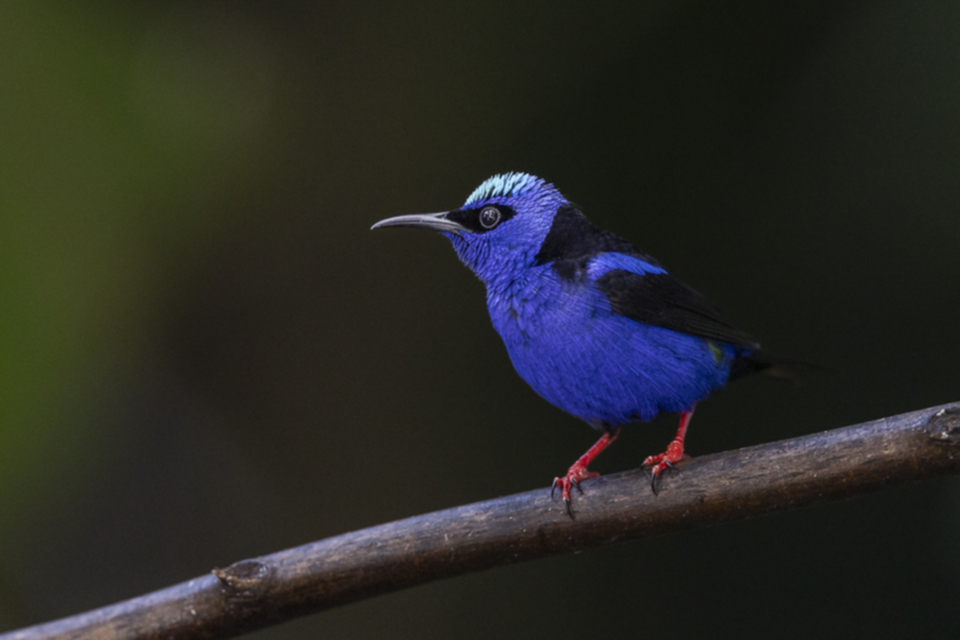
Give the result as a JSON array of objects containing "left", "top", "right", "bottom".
[
  {"left": 1, "top": 1, "right": 959, "bottom": 638},
  {"left": 0, "top": 2, "right": 265, "bottom": 524}
]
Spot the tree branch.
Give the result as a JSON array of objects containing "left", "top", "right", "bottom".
[{"left": 4, "top": 402, "right": 960, "bottom": 640}]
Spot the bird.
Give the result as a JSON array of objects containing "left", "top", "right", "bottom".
[{"left": 372, "top": 172, "right": 787, "bottom": 512}]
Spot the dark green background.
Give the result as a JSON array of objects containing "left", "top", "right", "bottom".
[{"left": 2, "top": 2, "right": 959, "bottom": 638}]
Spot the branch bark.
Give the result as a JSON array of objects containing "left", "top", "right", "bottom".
[{"left": 4, "top": 402, "right": 960, "bottom": 640}]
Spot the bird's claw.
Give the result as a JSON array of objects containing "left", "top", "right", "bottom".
[
  {"left": 646, "top": 459, "right": 682, "bottom": 495},
  {"left": 642, "top": 439, "right": 690, "bottom": 494},
  {"left": 551, "top": 464, "right": 598, "bottom": 516}
]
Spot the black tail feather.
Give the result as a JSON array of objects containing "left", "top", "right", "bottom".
[{"left": 730, "top": 350, "right": 821, "bottom": 383}]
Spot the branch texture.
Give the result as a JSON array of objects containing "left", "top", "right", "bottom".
[{"left": 5, "top": 402, "right": 960, "bottom": 640}]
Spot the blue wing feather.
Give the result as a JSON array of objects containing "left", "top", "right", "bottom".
[{"left": 586, "top": 252, "right": 667, "bottom": 280}]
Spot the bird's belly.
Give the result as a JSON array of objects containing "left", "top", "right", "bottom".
[{"left": 492, "top": 294, "right": 732, "bottom": 426}]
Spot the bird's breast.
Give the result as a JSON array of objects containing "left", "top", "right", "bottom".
[
  {"left": 486, "top": 270, "right": 590, "bottom": 348},
  {"left": 484, "top": 269, "right": 733, "bottom": 425}
]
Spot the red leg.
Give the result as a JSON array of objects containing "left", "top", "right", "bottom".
[
  {"left": 643, "top": 405, "right": 696, "bottom": 493},
  {"left": 552, "top": 427, "right": 620, "bottom": 513}
]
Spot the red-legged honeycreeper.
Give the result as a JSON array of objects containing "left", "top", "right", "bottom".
[{"left": 372, "top": 173, "right": 786, "bottom": 511}]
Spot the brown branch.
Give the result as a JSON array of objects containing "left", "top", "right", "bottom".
[{"left": 4, "top": 402, "right": 960, "bottom": 640}]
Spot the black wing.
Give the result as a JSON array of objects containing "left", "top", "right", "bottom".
[
  {"left": 595, "top": 270, "right": 760, "bottom": 349},
  {"left": 535, "top": 202, "right": 758, "bottom": 349}
]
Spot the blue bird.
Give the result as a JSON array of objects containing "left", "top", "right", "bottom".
[{"left": 373, "top": 173, "right": 783, "bottom": 510}]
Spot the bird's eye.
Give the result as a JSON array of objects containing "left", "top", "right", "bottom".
[{"left": 479, "top": 206, "right": 502, "bottom": 229}]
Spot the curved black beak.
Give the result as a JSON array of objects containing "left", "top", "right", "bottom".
[{"left": 370, "top": 212, "right": 466, "bottom": 234}]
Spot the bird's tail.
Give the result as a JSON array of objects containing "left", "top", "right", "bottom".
[{"left": 730, "top": 350, "right": 821, "bottom": 383}]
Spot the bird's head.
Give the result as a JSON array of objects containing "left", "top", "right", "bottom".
[{"left": 371, "top": 173, "right": 567, "bottom": 287}]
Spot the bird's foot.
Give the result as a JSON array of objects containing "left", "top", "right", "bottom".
[
  {"left": 642, "top": 439, "right": 690, "bottom": 494},
  {"left": 551, "top": 428, "right": 619, "bottom": 516},
  {"left": 551, "top": 464, "right": 599, "bottom": 515}
]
